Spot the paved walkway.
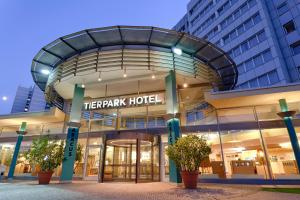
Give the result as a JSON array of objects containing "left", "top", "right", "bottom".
[{"left": 0, "top": 181, "right": 299, "bottom": 200}]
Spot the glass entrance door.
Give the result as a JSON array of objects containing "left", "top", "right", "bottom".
[
  {"left": 103, "top": 136, "right": 159, "bottom": 182},
  {"left": 104, "top": 140, "right": 136, "bottom": 181},
  {"left": 84, "top": 146, "right": 102, "bottom": 180}
]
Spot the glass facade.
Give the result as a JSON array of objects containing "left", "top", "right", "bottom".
[{"left": 1, "top": 94, "right": 300, "bottom": 182}]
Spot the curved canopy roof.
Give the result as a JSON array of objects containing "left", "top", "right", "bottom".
[{"left": 31, "top": 26, "right": 237, "bottom": 91}]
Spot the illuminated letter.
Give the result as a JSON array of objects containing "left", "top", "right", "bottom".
[
  {"left": 136, "top": 97, "right": 143, "bottom": 105},
  {"left": 97, "top": 101, "right": 102, "bottom": 109},
  {"left": 120, "top": 98, "right": 126, "bottom": 106},
  {"left": 84, "top": 102, "right": 89, "bottom": 110},
  {"left": 91, "top": 101, "right": 96, "bottom": 109},
  {"left": 155, "top": 95, "right": 162, "bottom": 103},
  {"left": 129, "top": 97, "right": 135, "bottom": 105}
]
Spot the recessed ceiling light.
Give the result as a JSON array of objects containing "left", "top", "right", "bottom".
[
  {"left": 41, "top": 69, "right": 50, "bottom": 75},
  {"left": 172, "top": 47, "right": 182, "bottom": 55}
]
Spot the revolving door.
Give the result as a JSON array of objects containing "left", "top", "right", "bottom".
[{"left": 103, "top": 132, "right": 160, "bottom": 182}]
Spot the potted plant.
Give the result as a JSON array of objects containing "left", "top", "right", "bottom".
[
  {"left": 73, "top": 144, "right": 83, "bottom": 175},
  {"left": 25, "top": 136, "right": 64, "bottom": 184},
  {"left": 166, "top": 135, "right": 211, "bottom": 189}
]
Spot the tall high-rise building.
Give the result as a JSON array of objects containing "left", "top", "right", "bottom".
[
  {"left": 174, "top": 0, "right": 300, "bottom": 89},
  {"left": 11, "top": 85, "right": 50, "bottom": 113}
]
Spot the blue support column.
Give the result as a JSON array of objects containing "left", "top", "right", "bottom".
[
  {"left": 8, "top": 122, "right": 27, "bottom": 179},
  {"left": 60, "top": 84, "right": 85, "bottom": 183},
  {"left": 165, "top": 70, "right": 182, "bottom": 183},
  {"left": 278, "top": 99, "right": 300, "bottom": 173}
]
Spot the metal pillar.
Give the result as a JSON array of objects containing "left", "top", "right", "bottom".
[
  {"left": 135, "top": 138, "right": 141, "bottom": 183},
  {"left": 99, "top": 135, "right": 106, "bottom": 183},
  {"left": 215, "top": 110, "right": 227, "bottom": 178},
  {"left": 165, "top": 70, "right": 181, "bottom": 183},
  {"left": 8, "top": 122, "right": 27, "bottom": 179},
  {"left": 277, "top": 99, "right": 300, "bottom": 173},
  {"left": 60, "top": 84, "right": 85, "bottom": 183},
  {"left": 253, "top": 107, "right": 273, "bottom": 179}
]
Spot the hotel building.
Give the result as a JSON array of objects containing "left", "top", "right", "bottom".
[
  {"left": 173, "top": 0, "right": 300, "bottom": 90},
  {"left": 0, "top": 26, "right": 299, "bottom": 184}
]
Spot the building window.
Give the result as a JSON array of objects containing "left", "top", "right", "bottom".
[
  {"left": 249, "top": 79, "right": 259, "bottom": 88},
  {"left": 237, "top": 64, "right": 245, "bottom": 74},
  {"left": 258, "top": 74, "right": 269, "bottom": 87},
  {"left": 277, "top": 2, "right": 289, "bottom": 16},
  {"left": 268, "top": 70, "right": 280, "bottom": 84},
  {"left": 283, "top": 20, "right": 295, "bottom": 34},
  {"left": 291, "top": 41, "right": 300, "bottom": 55},
  {"left": 245, "top": 59, "right": 254, "bottom": 71},
  {"left": 262, "top": 50, "right": 273, "bottom": 62}
]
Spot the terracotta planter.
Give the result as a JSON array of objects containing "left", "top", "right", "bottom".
[
  {"left": 181, "top": 170, "right": 199, "bottom": 189},
  {"left": 38, "top": 171, "right": 53, "bottom": 185}
]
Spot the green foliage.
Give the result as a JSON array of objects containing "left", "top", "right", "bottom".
[
  {"left": 25, "top": 136, "right": 64, "bottom": 172},
  {"left": 75, "top": 144, "right": 83, "bottom": 163},
  {"left": 166, "top": 135, "right": 211, "bottom": 172}
]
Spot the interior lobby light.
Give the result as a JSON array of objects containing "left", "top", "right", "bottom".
[
  {"left": 41, "top": 69, "right": 50, "bottom": 75},
  {"left": 183, "top": 78, "right": 188, "bottom": 88},
  {"left": 98, "top": 72, "right": 102, "bottom": 82},
  {"left": 172, "top": 47, "right": 182, "bottom": 55}
]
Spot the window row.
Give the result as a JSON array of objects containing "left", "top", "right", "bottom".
[
  {"left": 195, "top": 0, "right": 256, "bottom": 38},
  {"left": 189, "top": 0, "right": 206, "bottom": 15},
  {"left": 290, "top": 40, "right": 300, "bottom": 55},
  {"left": 220, "top": 0, "right": 256, "bottom": 30},
  {"left": 236, "top": 70, "right": 280, "bottom": 89},
  {"left": 223, "top": 12, "right": 262, "bottom": 45},
  {"left": 192, "top": 0, "right": 248, "bottom": 35},
  {"left": 191, "top": 1, "right": 214, "bottom": 25},
  {"left": 237, "top": 49, "right": 273, "bottom": 74},
  {"left": 277, "top": 1, "right": 289, "bottom": 16},
  {"left": 229, "top": 30, "right": 267, "bottom": 58}
]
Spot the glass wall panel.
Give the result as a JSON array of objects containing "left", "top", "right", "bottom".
[
  {"left": 0, "top": 126, "right": 18, "bottom": 138},
  {"left": 73, "top": 138, "right": 87, "bottom": 177},
  {"left": 217, "top": 107, "right": 255, "bottom": 123},
  {"left": 193, "top": 132, "right": 225, "bottom": 178},
  {"left": 0, "top": 143, "right": 15, "bottom": 175},
  {"left": 220, "top": 130, "right": 268, "bottom": 179},
  {"left": 84, "top": 137, "right": 102, "bottom": 179},
  {"left": 261, "top": 128, "right": 299, "bottom": 178},
  {"left": 139, "top": 141, "right": 152, "bottom": 181},
  {"left": 15, "top": 141, "right": 32, "bottom": 176},
  {"left": 255, "top": 104, "right": 281, "bottom": 121}
]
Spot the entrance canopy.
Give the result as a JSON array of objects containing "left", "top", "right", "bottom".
[{"left": 31, "top": 26, "right": 237, "bottom": 94}]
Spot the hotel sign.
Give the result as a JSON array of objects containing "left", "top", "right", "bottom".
[{"left": 84, "top": 94, "right": 162, "bottom": 110}]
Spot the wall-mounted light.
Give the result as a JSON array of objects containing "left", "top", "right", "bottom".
[
  {"left": 123, "top": 72, "right": 127, "bottom": 78},
  {"left": 172, "top": 47, "right": 182, "bottom": 56},
  {"left": 183, "top": 78, "right": 188, "bottom": 88},
  {"left": 98, "top": 71, "right": 102, "bottom": 82},
  {"left": 81, "top": 84, "right": 85, "bottom": 88},
  {"left": 151, "top": 74, "right": 156, "bottom": 79},
  {"left": 41, "top": 69, "right": 50, "bottom": 75}
]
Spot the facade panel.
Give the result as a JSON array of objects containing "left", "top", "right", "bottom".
[{"left": 174, "top": 0, "right": 300, "bottom": 89}]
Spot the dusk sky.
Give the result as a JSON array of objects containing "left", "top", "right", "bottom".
[{"left": 0, "top": 0, "right": 189, "bottom": 114}]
